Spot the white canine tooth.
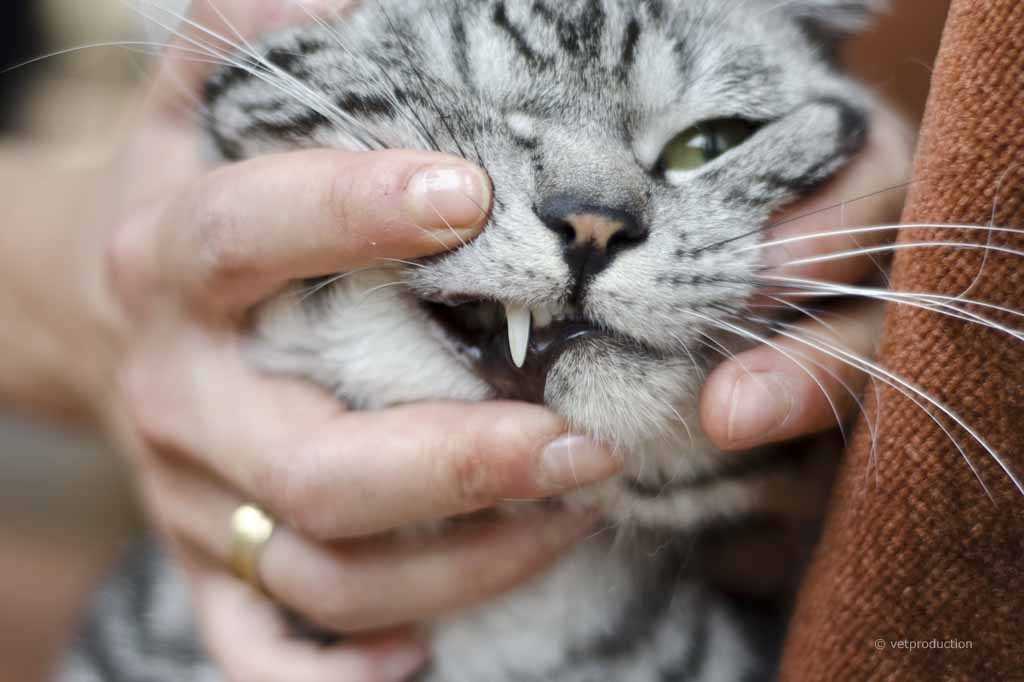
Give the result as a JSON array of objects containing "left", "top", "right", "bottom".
[
  {"left": 506, "top": 303, "right": 531, "bottom": 368},
  {"left": 532, "top": 304, "right": 553, "bottom": 329}
]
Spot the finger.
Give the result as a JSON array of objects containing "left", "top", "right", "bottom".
[
  {"left": 146, "top": 0, "right": 350, "bottom": 118},
  {"left": 759, "top": 104, "right": 915, "bottom": 285},
  {"left": 191, "top": 566, "right": 429, "bottom": 682},
  {"left": 264, "top": 512, "right": 597, "bottom": 632},
  {"left": 150, "top": 463, "right": 597, "bottom": 631},
  {"left": 127, "top": 333, "right": 619, "bottom": 539},
  {"left": 700, "top": 301, "right": 886, "bottom": 451},
  {"left": 114, "top": 148, "right": 490, "bottom": 311}
]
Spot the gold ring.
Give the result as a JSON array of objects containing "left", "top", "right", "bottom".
[{"left": 230, "top": 503, "right": 276, "bottom": 592}]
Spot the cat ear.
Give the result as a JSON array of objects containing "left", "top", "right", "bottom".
[{"left": 782, "top": 0, "right": 888, "bottom": 46}]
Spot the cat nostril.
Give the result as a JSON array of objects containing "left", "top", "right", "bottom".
[
  {"left": 547, "top": 216, "right": 578, "bottom": 246},
  {"left": 538, "top": 196, "right": 648, "bottom": 256}
]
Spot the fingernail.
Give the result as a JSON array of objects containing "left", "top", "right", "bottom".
[
  {"left": 538, "top": 435, "right": 621, "bottom": 493},
  {"left": 378, "top": 645, "right": 429, "bottom": 680},
  {"left": 726, "top": 373, "right": 794, "bottom": 445},
  {"left": 406, "top": 163, "right": 491, "bottom": 233}
]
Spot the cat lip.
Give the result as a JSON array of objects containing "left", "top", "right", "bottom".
[{"left": 422, "top": 298, "right": 604, "bottom": 404}]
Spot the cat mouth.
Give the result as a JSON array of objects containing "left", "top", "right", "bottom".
[{"left": 423, "top": 298, "right": 605, "bottom": 404}]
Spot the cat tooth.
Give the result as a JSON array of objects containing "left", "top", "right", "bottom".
[
  {"left": 532, "top": 304, "right": 553, "bottom": 329},
  {"left": 506, "top": 303, "right": 531, "bottom": 368}
]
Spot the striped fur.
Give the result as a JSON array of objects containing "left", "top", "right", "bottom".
[{"left": 66, "top": 1, "right": 879, "bottom": 680}]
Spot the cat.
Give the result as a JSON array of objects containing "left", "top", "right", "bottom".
[{"left": 63, "top": 1, "right": 882, "bottom": 680}]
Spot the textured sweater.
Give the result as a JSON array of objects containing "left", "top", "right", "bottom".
[{"left": 781, "top": 1, "right": 1024, "bottom": 679}]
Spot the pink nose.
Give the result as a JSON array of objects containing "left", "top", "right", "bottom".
[{"left": 562, "top": 212, "right": 630, "bottom": 252}]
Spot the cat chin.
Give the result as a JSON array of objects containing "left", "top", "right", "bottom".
[{"left": 544, "top": 339, "right": 703, "bottom": 452}]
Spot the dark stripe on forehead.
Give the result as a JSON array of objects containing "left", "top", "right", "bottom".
[
  {"left": 449, "top": 9, "right": 473, "bottom": 86},
  {"left": 204, "top": 64, "right": 248, "bottom": 105},
  {"left": 532, "top": 0, "right": 607, "bottom": 60},
  {"left": 493, "top": 1, "right": 552, "bottom": 69},
  {"left": 640, "top": 0, "right": 665, "bottom": 21},
  {"left": 617, "top": 17, "right": 641, "bottom": 81},
  {"left": 242, "top": 110, "right": 331, "bottom": 141},
  {"left": 336, "top": 91, "right": 398, "bottom": 117},
  {"left": 509, "top": 131, "right": 540, "bottom": 150}
]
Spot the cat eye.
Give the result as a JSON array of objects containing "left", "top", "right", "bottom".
[{"left": 657, "top": 118, "right": 759, "bottom": 174}]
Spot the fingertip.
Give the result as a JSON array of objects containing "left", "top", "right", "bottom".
[
  {"left": 701, "top": 359, "right": 796, "bottom": 451},
  {"left": 403, "top": 161, "right": 493, "bottom": 235}
]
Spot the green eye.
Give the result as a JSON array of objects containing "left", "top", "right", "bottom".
[{"left": 658, "top": 118, "right": 758, "bottom": 173}]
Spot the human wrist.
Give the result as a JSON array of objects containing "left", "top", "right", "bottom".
[{"left": 0, "top": 150, "right": 128, "bottom": 426}]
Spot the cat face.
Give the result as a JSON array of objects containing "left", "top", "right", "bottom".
[{"left": 210, "top": 0, "right": 873, "bottom": 455}]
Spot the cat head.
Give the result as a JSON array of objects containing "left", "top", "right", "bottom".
[{"left": 208, "top": 0, "right": 875, "bottom": 454}]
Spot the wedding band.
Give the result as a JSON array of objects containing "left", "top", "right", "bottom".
[{"left": 230, "top": 503, "right": 276, "bottom": 592}]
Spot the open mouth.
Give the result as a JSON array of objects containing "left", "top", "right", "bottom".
[{"left": 423, "top": 298, "right": 605, "bottom": 404}]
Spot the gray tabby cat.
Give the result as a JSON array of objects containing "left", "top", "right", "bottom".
[{"left": 65, "top": 1, "right": 881, "bottom": 680}]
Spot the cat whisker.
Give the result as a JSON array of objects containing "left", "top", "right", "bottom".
[
  {"left": 693, "top": 311, "right": 997, "bottom": 497},
  {"left": 763, "top": 321, "right": 1016, "bottom": 500},
  {"left": 737, "top": 222, "right": 1024, "bottom": 254},
  {"left": 422, "top": 197, "right": 469, "bottom": 249},
  {"left": 137, "top": 0, "right": 392, "bottom": 149},
  {"left": 685, "top": 311, "right": 850, "bottom": 445},
  {"left": 293, "top": 266, "right": 389, "bottom": 301},
  {"left": 691, "top": 179, "right": 915, "bottom": 256},
  {"left": 0, "top": 40, "right": 208, "bottom": 73},
  {"left": 761, "top": 276, "right": 1024, "bottom": 342},
  {"left": 358, "top": 280, "right": 410, "bottom": 302},
  {"left": 659, "top": 397, "right": 697, "bottom": 452},
  {"left": 761, "top": 294, "right": 842, "bottom": 337},
  {"left": 383, "top": 216, "right": 462, "bottom": 252},
  {"left": 768, "top": 241, "right": 1024, "bottom": 268},
  {"left": 375, "top": 257, "right": 427, "bottom": 269}
]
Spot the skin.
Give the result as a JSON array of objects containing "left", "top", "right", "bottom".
[{"left": 0, "top": 1, "right": 916, "bottom": 680}]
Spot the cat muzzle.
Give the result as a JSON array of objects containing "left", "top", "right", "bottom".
[{"left": 424, "top": 298, "right": 604, "bottom": 404}]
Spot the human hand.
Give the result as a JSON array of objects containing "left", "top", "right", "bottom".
[
  {"left": 700, "top": 103, "right": 915, "bottom": 451},
  {"left": 91, "top": 2, "right": 618, "bottom": 680}
]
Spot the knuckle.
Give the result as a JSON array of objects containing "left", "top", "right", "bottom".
[
  {"left": 308, "top": 583, "right": 366, "bottom": 631},
  {"left": 326, "top": 166, "right": 362, "bottom": 233},
  {"left": 267, "top": 445, "right": 336, "bottom": 541},
  {"left": 120, "top": 360, "right": 179, "bottom": 452},
  {"left": 326, "top": 156, "right": 405, "bottom": 232},
  {"left": 189, "top": 178, "right": 250, "bottom": 288},
  {"left": 106, "top": 217, "right": 153, "bottom": 306}
]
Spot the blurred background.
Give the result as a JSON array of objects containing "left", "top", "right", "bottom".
[{"left": 0, "top": 1, "right": 950, "bottom": 680}]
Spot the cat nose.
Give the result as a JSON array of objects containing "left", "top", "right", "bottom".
[
  {"left": 538, "top": 196, "right": 648, "bottom": 286},
  {"left": 539, "top": 196, "right": 647, "bottom": 253}
]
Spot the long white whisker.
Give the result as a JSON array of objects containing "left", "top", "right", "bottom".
[
  {"left": 737, "top": 222, "right": 1024, "bottom": 254},
  {"left": 762, "top": 277, "right": 1024, "bottom": 343},
  {"left": 359, "top": 281, "right": 409, "bottom": 301},
  {"left": 773, "top": 241, "right": 1024, "bottom": 268},
  {"left": 685, "top": 311, "right": 849, "bottom": 444},
  {"left": 423, "top": 197, "right": 468, "bottom": 249},
  {"left": 294, "top": 267, "right": 384, "bottom": 301},
  {"left": 769, "top": 324, "right": 1021, "bottom": 498},
  {"left": 730, "top": 313, "right": 876, "bottom": 449},
  {"left": 375, "top": 258, "right": 426, "bottom": 269},
  {"left": 136, "top": 1, "right": 389, "bottom": 148}
]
